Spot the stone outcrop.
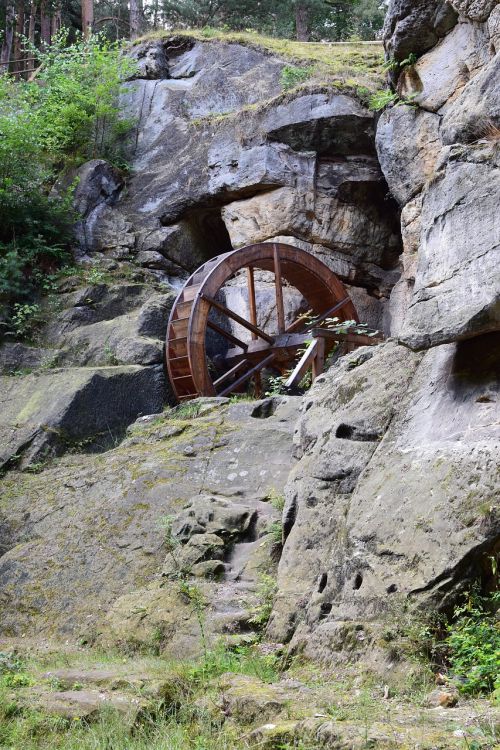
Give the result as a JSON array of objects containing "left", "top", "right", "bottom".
[
  {"left": 378, "top": 0, "right": 500, "bottom": 349},
  {"left": 0, "top": 398, "right": 298, "bottom": 646},
  {"left": 269, "top": 339, "right": 499, "bottom": 661}
]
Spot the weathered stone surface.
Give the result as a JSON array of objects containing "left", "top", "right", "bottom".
[
  {"left": 218, "top": 674, "right": 290, "bottom": 724},
  {"left": 376, "top": 106, "right": 441, "bottom": 205},
  {"left": 399, "top": 143, "right": 500, "bottom": 350},
  {"left": 0, "top": 398, "right": 297, "bottom": 640},
  {"left": 0, "top": 365, "right": 165, "bottom": 469},
  {"left": 383, "top": 0, "right": 458, "bottom": 61},
  {"left": 440, "top": 52, "right": 500, "bottom": 144},
  {"left": 398, "top": 21, "right": 491, "bottom": 112},
  {"left": 489, "top": 4, "right": 500, "bottom": 51},
  {"left": 450, "top": 0, "right": 498, "bottom": 21},
  {"left": 0, "top": 343, "right": 62, "bottom": 374},
  {"left": 128, "top": 39, "right": 169, "bottom": 79},
  {"left": 221, "top": 154, "right": 401, "bottom": 293},
  {"left": 269, "top": 338, "right": 499, "bottom": 662},
  {"left": 386, "top": 196, "right": 422, "bottom": 337},
  {"left": 262, "top": 93, "right": 375, "bottom": 155},
  {"left": 17, "top": 688, "right": 146, "bottom": 721}
]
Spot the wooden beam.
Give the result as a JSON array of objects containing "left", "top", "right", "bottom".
[
  {"left": 207, "top": 319, "right": 248, "bottom": 351},
  {"left": 218, "top": 353, "right": 276, "bottom": 397},
  {"left": 246, "top": 266, "right": 262, "bottom": 397},
  {"left": 310, "top": 328, "right": 383, "bottom": 347},
  {"left": 213, "top": 360, "right": 248, "bottom": 388},
  {"left": 201, "top": 293, "right": 274, "bottom": 343},
  {"left": 312, "top": 336, "right": 325, "bottom": 381},
  {"left": 284, "top": 340, "right": 319, "bottom": 389},
  {"left": 273, "top": 244, "right": 286, "bottom": 334}
]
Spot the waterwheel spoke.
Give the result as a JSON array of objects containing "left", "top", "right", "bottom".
[
  {"left": 213, "top": 359, "right": 249, "bottom": 388},
  {"left": 218, "top": 352, "right": 276, "bottom": 397},
  {"left": 200, "top": 293, "right": 273, "bottom": 343},
  {"left": 207, "top": 319, "right": 248, "bottom": 351},
  {"left": 246, "top": 266, "right": 262, "bottom": 398},
  {"left": 273, "top": 244, "right": 286, "bottom": 334}
]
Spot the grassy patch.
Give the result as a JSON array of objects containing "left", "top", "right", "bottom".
[{"left": 134, "top": 29, "right": 384, "bottom": 96}]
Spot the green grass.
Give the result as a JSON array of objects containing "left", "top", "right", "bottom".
[{"left": 134, "top": 28, "right": 384, "bottom": 97}]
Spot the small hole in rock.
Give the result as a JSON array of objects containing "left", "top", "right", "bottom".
[
  {"left": 319, "top": 602, "right": 332, "bottom": 620},
  {"left": 336, "top": 423, "right": 354, "bottom": 439},
  {"left": 386, "top": 583, "right": 398, "bottom": 594},
  {"left": 353, "top": 573, "right": 363, "bottom": 590},
  {"left": 318, "top": 572, "right": 328, "bottom": 593}
]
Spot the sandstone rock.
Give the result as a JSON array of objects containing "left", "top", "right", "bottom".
[
  {"left": 218, "top": 674, "right": 290, "bottom": 724},
  {"left": 398, "top": 21, "right": 491, "bottom": 112},
  {"left": 0, "top": 365, "right": 165, "bottom": 469},
  {"left": 386, "top": 196, "right": 422, "bottom": 337},
  {"left": 222, "top": 181, "right": 400, "bottom": 282},
  {"left": 0, "top": 343, "right": 62, "bottom": 374},
  {"left": 262, "top": 92, "right": 375, "bottom": 155},
  {"left": 270, "top": 337, "right": 499, "bottom": 661},
  {"left": 0, "top": 398, "right": 298, "bottom": 638},
  {"left": 426, "top": 688, "right": 460, "bottom": 707},
  {"left": 128, "top": 39, "right": 169, "bottom": 79},
  {"left": 383, "top": 0, "right": 458, "bottom": 62},
  {"left": 79, "top": 205, "right": 136, "bottom": 258},
  {"left": 376, "top": 106, "right": 441, "bottom": 205},
  {"left": 440, "top": 53, "right": 500, "bottom": 144},
  {"left": 489, "top": 5, "right": 500, "bottom": 51},
  {"left": 450, "top": 0, "right": 498, "bottom": 21},
  {"left": 18, "top": 688, "right": 146, "bottom": 722},
  {"left": 135, "top": 250, "right": 180, "bottom": 274},
  {"left": 399, "top": 143, "right": 500, "bottom": 350}
]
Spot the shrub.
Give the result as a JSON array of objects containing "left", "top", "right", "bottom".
[
  {"left": 0, "top": 32, "right": 136, "bottom": 322},
  {"left": 444, "top": 589, "right": 499, "bottom": 696},
  {"left": 280, "top": 65, "right": 312, "bottom": 90}
]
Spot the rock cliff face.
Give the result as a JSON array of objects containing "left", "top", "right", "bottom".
[
  {"left": 0, "top": 9, "right": 499, "bottom": 668},
  {"left": 269, "top": 0, "right": 500, "bottom": 662}
]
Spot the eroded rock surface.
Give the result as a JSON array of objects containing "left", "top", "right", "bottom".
[
  {"left": 269, "top": 338, "right": 500, "bottom": 663},
  {"left": 0, "top": 397, "right": 298, "bottom": 648}
]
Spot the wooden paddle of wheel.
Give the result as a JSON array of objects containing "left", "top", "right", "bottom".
[{"left": 166, "top": 242, "right": 374, "bottom": 403}]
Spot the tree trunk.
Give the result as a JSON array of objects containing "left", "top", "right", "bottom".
[
  {"left": 13, "top": 0, "right": 26, "bottom": 76},
  {"left": 295, "top": 1, "right": 310, "bottom": 41},
  {"left": 129, "top": 0, "right": 144, "bottom": 39},
  {"left": 0, "top": 0, "right": 16, "bottom": 71},
  {"left": 28, "top": 0, "right": 37, "bottom": 47},
  {"left": 39, "top": 0, "right": 51, "bottom": 47},
  {"left": 51, "top": 6, "right": 61, "bottom": 38},
  {"left": 82, "top": 0, "right": 94, "bottom": 39}
]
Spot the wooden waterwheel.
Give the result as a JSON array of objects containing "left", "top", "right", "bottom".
[{"left": 166, "top": 242, "right": 363, "bottom": 402}]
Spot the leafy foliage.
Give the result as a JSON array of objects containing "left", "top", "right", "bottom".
[
  {"left": 444, "top": 589, "right": 500, "bottom": 696},
  {"left": 280, "top": 64, "right": 313, "bottom": 89},
  {"left": 0, "top": 33, "right": 135, "bottom": 325},
  {"left": 154, "top": 0, "right": 385, "bottom": 41}
]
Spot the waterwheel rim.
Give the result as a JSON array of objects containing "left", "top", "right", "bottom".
[{"left": 166, "top": 242, "right": 358, "bottom": 402}]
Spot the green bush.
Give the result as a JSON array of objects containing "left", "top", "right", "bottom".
[
  {"left": 444, "top": 590, "right": 499, "bottom": 696},
  {"left": 0, "top": 32, "right": 136, "bottom": 326},
  {"left": 280, "top": 65, "right": 312, "bottom": 90}
]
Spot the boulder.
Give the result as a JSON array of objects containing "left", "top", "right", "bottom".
[
  {"left": 0, "top": 365, "right": 165, "bottom": 469},
  {"left": 399, "top": 143, "right": 500, "bottom": 350},
  {"left": 376, "top": 106, "right": 441, "bottom": 205},
  {"left": 383, "top": 0, "right": 458, "bottom": 62},
  {"left": 128, "top": 39, "right": 169, "bottom": 79},
  {"left": 450, "top": 0, "right": 498, "bottom": 21}
]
